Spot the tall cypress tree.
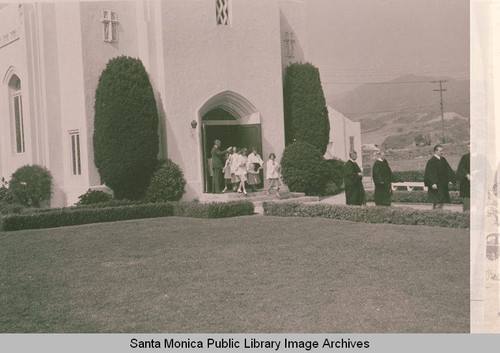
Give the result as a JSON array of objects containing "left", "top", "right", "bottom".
[
  {"left": 283, "top": 62, "right": 330, "bottom": 155},
  {"left": 94, "top": 56, "right": 159, "bottom": 199}
]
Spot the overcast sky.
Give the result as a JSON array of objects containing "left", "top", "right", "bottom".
[{"left": 306, "top": 0, "right": 470, "bottom": 99}]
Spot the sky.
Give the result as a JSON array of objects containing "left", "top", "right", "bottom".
[{"left": 306, "top": 0, "right": 470, "bottom": 99}]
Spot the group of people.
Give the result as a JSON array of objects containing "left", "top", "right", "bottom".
[
  {"left": 211, "top": 139, "right": 282, "bottom": 196},
  {"left": 343, "top": 144, "right": 471, "bottom": 211}
]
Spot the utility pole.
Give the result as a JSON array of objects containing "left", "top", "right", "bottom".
[{"left": 432, "top": 80, "right": 448, "bottom": 143}]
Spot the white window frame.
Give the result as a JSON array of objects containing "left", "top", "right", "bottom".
[
  {"left": 8, "top": 75, "right": 25, "bottom": 154},
  {"left": 216, "top": 0, "right": 231, "bottom": 26},
  {"left": 69, "top": 130, "right": 82, "bottom": 176},
  {"left": 102, "top": 10, "right": 118, "bottom": 42}
]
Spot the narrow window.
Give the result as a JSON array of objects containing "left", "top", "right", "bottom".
[
  {"left": 349, "top": 136, "right": 355, "bottom": 152},
  {"left": 9, "top": 75, "right": 25, "bottom": 153},
  {"left": 284, "top": 32, "right": 295, "bottom": 58},
  {"left": 102, "top": 10, "right": 118, "bottom": 42},
  {"left": 216, "top": 0, "right": 230, "bottom": 26},
  {"left": 70, "top": 131, "right": 82, "bottom": 176}
]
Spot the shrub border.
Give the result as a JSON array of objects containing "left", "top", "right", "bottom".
[
  {"left": 262, "top": 202, "right": 469, "bottom": 229},
  {"left": 1, "top": 201, "right": 254, "bottom": 231}
]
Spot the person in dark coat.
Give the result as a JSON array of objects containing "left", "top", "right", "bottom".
[
  {"left": 211, "top": 139, "right": 231, "bottom": 193},
  {"left": 344, "top": 150, "right": 365, "bottom": 205},
  {"left": 456, "top": 148, "right": 470, "bottom": 212},
  {"left": 424, "top": 144, "right": 456, "bottom": 209},
  {"left": 372, "top": 149, "right": 394, "bottom": 206}
]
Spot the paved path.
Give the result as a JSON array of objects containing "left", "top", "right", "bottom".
[
  {"left": 484, "top": 281, "right": 500, "bottom": 333},
  {"left": 318, "top": 192, "right": 463, "bottom": 212}
]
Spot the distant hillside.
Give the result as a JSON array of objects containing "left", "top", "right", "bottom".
[
  {"left": 328, "top": 74, "right": 469, "bottom": 119},
  {"left": 326, "top": 74, "right": 470, "bottom": 149}
]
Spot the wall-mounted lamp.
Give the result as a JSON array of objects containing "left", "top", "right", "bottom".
[{"left": 191, "top": 120, "right": 198, "bottom": 129}]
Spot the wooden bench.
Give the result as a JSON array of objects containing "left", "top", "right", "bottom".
[{"left": 391, "top": 182, "right": 427, "bottom": 191}]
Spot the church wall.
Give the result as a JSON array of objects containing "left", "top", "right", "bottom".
[
  {"left": 0, "top": 4, "right": 34, "bottom": 184},
  {"left": 78, "top": 1, "right": 140, "bottom": 200},
  {"left": 279, "top": 0, "right": 308, "bottom": 69},
  {"left": 160, "top": 0, "right": 285, "bottom": 199}
]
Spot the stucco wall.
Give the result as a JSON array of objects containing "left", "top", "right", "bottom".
[
  {"left": 325, "top": 106, "right": 362, "bottom": 169},
  {"left": 0, "top": 3, "right": 33, "bottom": 181},
  {"left": 160, "top": 0, "right": 285, "bottom": 199}
]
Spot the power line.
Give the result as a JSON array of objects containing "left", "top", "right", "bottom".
[
  {"left": 432, "top": 80, "right": 448, "bottom": 143},
  {"left": 322, "top": 77, "right": 470, "bottom": 85}
]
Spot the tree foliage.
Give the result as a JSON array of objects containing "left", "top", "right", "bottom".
[
  {"left": 94, "top": 56, "right": 159, "bottom": 199},
  {"left": 9, "top": 165, "right": 52, "bottom": 207},
  {"left": 283, "top": 62, "right": 330, "bottom": 155},
  {"left": 281, "top": 141, "right": 330, "bottom": 196}
]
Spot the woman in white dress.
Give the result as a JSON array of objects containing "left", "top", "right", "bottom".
[
  {"left": 234, "top": 148, "right": 249, "bottom": 195},
  {"left": 247, "top": 147, "right": 264, "bottom": 192}
]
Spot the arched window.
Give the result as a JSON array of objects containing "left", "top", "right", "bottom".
[{"left": 8, "top": 74, "right": 25, "bottom": 153}]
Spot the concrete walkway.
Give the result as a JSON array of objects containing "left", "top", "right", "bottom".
[{"left": 318, "top": 192, "right": 464, "bottom": 212}]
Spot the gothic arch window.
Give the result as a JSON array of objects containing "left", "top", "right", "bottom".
[{"left": 8, "top": 74, "right": 25, "bottom": 153}]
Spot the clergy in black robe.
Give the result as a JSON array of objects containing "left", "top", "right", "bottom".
[
  {"left": 372, "top": 151, "right": 394, "bottom": 206},
  {"left": 344, "top": 151, "right": 365, "bottom": 205},
  {"left": 456, "top": 152, "right": 470, "bottom": 211},
  {"left": 424, "top": 145, "right": 456, "bottom": 209}
]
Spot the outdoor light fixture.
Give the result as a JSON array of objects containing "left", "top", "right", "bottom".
[{"left": 191, "top": 120, "right": 198, "bottom": 129}]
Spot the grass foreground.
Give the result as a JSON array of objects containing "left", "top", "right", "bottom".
[{"left": 0, "top": 216, "right": 469, "bottom": 333}]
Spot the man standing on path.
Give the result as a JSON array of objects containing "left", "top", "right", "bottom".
[
  {"left": 343, "top": 150, "right": 365, "bottom": 205},
  {"left": 211, "top": 139, "right": 231, "bottom": 194},
  {"left": 424, "top": 144, "right": 456, "bottom": 209},
  {"left": 456, "top": 146, "right": 470, "bottom": 212},
  {"left": 372, "top": 149, "right": 395, "bottom": 206}
]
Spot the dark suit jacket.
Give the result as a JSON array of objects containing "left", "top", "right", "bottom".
[{"left": 211, "top": 145, "right": 226, "bottom": 169}]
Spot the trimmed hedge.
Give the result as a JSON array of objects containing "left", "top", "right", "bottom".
[
  {"left": 365, "top": 190, "right": 463, "bottom": 204},
  {"left": 392, "top": 171, "right": 424, "bottom": 182},
  {"left": 262, "top": 202, "right": 469, "bottom": 229},
  {"left": 145, "top": 159, "right": 186, "bottom": 202},
  {"left": 76, "top": 189, "right": 113, "bottom": 205},
  {"left": 1, "top": 201, "right": 255, "bottom": 231}
]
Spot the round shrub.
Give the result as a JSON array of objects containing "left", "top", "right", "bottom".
[
  {"left": 9, "top": 165, "right": 52, "bottom": 207},
  {"left": 283, "top": 62, "right": 330, "bottom": 154},
  {"left": 76, "top": 189, "right": 113, "bottom": 206},
  {"left": 145, "top": 159, "right": 186, "bottom": 202},
  {"left": 94, "top": 56, "right": 159, "bottom": 200},
  {"left": 281, "top": 141, "right": 330, "bottom": 196}
]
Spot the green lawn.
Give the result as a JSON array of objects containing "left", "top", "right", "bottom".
[{"left": 0, "top": 216, "right": 469, "bottom": 333}]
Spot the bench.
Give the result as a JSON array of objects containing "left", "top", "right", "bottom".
[{"left": 391, "top": 182, "right": 427, "bottom": 191}]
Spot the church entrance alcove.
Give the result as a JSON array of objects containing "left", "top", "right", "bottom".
[{"left": 199, "top": 91, "right": 263, "bottom": 193}]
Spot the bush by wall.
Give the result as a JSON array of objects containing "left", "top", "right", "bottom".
[
  {"left": 1, "top": 201, "right": 254, "bottom": 231},
  {"left": 262, "top": 202, "right": 469, "bottom": 229},
  {"left": 392, "top": 170, "right": 425, "bottom": 182},
  {"left": 280, "top": 141, "right": 330, "bottom": 196},
  {"left": 324, "top": 158, "right": 345, "bottom": 189},
  {"left": 93, "top": 56, "right": 159, "bottom": 200},
  {"left": 145, "top": 159, "right": 186, "bottom": 202},
  {"left": 365, "top": 190, "right": 463, "bottom": 204},
  {"left": 76, "top": 189, "right": 113, "bottom": 206},
  {"left": 9, "top": 165, "right": 52, "bottom": 207},
  {"left": 283, "top": 62, "right": 330, "bottom": 155}
]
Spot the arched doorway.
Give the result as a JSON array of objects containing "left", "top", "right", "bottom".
[{"left": 199, "top": 91, "right": 263, "bottom": 193}]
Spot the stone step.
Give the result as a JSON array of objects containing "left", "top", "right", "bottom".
[{"left": 199, "top": 190, "right": 305, "bottom": 203}]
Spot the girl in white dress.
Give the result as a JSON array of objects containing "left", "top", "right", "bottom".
[
  {"left": 247, "top": 147, "right": 264, "bottom": 192},
  {"left": 234, "top": 148, "right": 249, "bottom": 195},
  {"left": 266, "top": 152, "right": 281, "bottom": 196}
]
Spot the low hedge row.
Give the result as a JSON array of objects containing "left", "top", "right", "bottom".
[
  {"left": 392, "top": 170, "right": 424, "bottom": 182},
  {"left": 262, "top": 202, "right": 469, "bottom": 229},
  {"left": 1, "top": 201, "right": 255, "bottom": 231},
  {"left": 365, "top": 190, "right": 463, "bottom": 204}
]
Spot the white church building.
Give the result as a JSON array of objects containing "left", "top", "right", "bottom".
[{"left": 0, "top": 0, "right": 359, "bottom": 206}]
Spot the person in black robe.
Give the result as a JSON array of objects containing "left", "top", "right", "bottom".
[
  {"left": 343, "top": 150, "right": 365, "bottom": 205},
  {"left": 424, "top": 144, "right": 456, "bottom": 209},
  {"left": 372, "top": 150, "right": 394, "bottom": 206},
  {"left": 456, "top": 149, "right": 470, "bottom": 212}
]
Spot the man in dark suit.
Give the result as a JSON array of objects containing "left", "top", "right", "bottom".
[
  {"left": 372, "top": 149, "right": 394, "bottom": 206},
  {"left": 343, "top": 150, "right": 365, "bottom": 205},
  {"left": 211, "top": 139, "right": 230, "bottom": 193},
  {"left": 456, "top": 146, "right": 470, "bottom": 212},
  {"left": 424, "top": 144, "right": 456, "bottom": 209}
]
